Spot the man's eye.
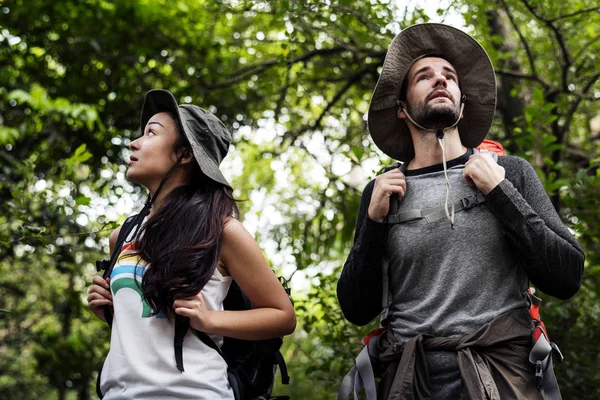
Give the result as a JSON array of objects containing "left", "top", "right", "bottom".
[{"left": 417, "top": 76, "right": 427, "bottom": 81}]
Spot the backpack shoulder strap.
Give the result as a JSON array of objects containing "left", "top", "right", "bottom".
[
  {"left": 378, "top": 162, "right": 406, "bottom": 321},
  {"left": 385, "top": 149, "right": 496, "bottom": 225},
  {"left": 189, "top": 325, "right": 229, "bottom": 366},
  {"left": 97, "top": 214, "right": 140, "bottom": 327},
  {"left": 96, "top": 214, "right": 138, "bottom": 277},
  {"left": 387, "top": 193, "right": 486, "bottom": 224},
  {"left": 94, "top": 213, "right": 142, "bottom": 398},
  {"left": 473, "top": 147, "right": 499, "bottom": 162},
  {"left": 384, "top": 162, "right": 405, "bottom": 218},
  {"left": 102, "top": 214, "right": 138, "bottom": 278}
]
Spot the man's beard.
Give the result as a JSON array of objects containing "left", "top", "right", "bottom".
[{"left": 407, "top": 99, "right": 461, "bottom": 131}]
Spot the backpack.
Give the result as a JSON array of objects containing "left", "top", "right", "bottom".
[
  {"left": 338, "top": 142, "right": 564, "bottom": 400},
  {"left": 95, "top": 214, "right": 291, "bottom": 400}
]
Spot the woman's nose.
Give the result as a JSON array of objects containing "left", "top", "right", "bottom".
[{"left": 130, "top": 134, "right": 141, "bottom": 150}]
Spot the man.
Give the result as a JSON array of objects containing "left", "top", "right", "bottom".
[{"left": 337, "top": 23, "right": 584, "bottom": 399}]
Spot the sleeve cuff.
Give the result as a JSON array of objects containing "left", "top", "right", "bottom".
[
  {"left": 485, "top": 179, "right": 529, "bottom": 222},
  {"left": 361, "top": 217, "right": 388, "bottom": 246}
]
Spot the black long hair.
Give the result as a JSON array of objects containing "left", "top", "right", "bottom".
[{"left": 135, "top": 113, "right": 238, "bottom": 317}]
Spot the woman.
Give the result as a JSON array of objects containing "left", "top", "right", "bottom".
[{"left": 87, "top": 89, "right": 296, "bottom": 399}]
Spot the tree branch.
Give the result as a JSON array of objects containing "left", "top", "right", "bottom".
[
  {"left": 573, "top": 35, "right": 600, "bottom": 65},
  {"left": 565, "top": 71, "right": 600, "bottom": 123},
  {"left": 297, "top": 16, "right": 358, "bottom": 53},
  {"left": 549, "top": 6, "right": 600, "bottom": 22},
  {"left": 580, "top": 71, "right": 600, "bottom": 94},
  {"left": 563, "top": 71, "right": 600, "bottom": 134},
  {"left": 334, "top": 4, "right": 383, "bottom": 34},
  {"left": 519, "top": 0, "right": 571, "bottom": 91},
  {"left": 495, "top": 69, "right": 551, "bottom": 89},
  {"left": 200, "top": 47, "right": 347, "bottom": 90},
  {"left": 283, "top": 66, "right": 372, "bottom": 146},
  {"left": 9, "top": 226, "right": 115, "bottom": 245},
  {"left": 501, "top": 0, "right": 537, "bottom": 76},
  {"left": 274, "top": 68, "right": 292, "bottom": 119}
]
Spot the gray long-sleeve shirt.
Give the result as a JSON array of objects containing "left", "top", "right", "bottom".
[{"left": 337, "top": 149, "right": 584, "bottom": 334}]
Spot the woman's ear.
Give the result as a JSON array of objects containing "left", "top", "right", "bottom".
[{"left": 179, "top": 148, "right": 195, "bottom": 165}]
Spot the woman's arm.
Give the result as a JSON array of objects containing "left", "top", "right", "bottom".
[{"left": 174, "top": 219, "right": 296, "bottom": 340}]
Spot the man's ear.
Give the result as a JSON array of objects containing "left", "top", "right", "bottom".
[{"left": 397, "top": 102, "right": 408, "bottom": 120}]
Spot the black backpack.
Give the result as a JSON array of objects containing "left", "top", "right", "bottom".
[{"left": 95, "top": 214, "right": 291, "bottom": 400}]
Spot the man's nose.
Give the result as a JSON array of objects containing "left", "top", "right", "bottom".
[{"left": 432, "top": 73, "right": 448, "bottom": 88}]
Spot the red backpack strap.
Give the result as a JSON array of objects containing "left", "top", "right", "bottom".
[
  {"left": 339, "top": 328, "right": 386, "bottom": 400},
  {"left": 527, "top": 289, "right": 564, "bottom": 398},
  {"left": 476, "top": 139, "right": 505, "bottom": 156}
]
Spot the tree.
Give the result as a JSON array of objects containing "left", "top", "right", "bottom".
[{"left": 0, "top": 0, "right": 598, "bottom": 398}]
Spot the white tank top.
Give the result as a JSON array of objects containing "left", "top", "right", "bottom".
[{"left": 99, "top": 227, "right": 234, "bottom": 399}]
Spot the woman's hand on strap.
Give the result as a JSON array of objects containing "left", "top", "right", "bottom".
[
  {"left": 87, "top": 276, "right": 113, "bottom": 321},
  {"left": 195, "top": 219, "right": 296, "bottom": 340},
  {"left": 173, "top": 293, "right": 216, "bottom": 333}
]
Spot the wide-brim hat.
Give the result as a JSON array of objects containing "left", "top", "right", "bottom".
[
  {"left": 140, "top": 89, "right": 232, "bottom": 188},
  {"left": 368, "top": 23, "right": 497, "bottom": 161}
]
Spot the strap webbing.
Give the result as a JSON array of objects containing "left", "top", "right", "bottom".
[
  {"left": 174, "top": 315, "right": 190, "bottom": 372},
  {"left": 543, "top": 344, "right": 563, "bottom": 400},
  {"left": 191, "top": 327, "right": 229, "bottom": 365},
  {"left": 275, "top": 351, "right": 290, "bottom": 385},
  {"left": 387, "top": 193, "right": 486, "bottom": 224},
  {"left": 101, "top": 209, "right": 149, "bottom": 327},
  {"left": 337, "top": 343, "right": 378, "bottom": 400},
  {"left": 96, "top": 364, "right": 104, "bottom": 399},
  {"left": 95, "top": 211, "right": 148, "bottom": 397},
  {"left": 385, "top": 148, "right": 495, "bottom": 225}
]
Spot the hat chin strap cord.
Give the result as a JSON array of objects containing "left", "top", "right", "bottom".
[
  {"left": 131, "top": 152, "right": 187, "bottom": 240},
  {"left": 398, "top": 102, "right": 465, "bottom": 228}
]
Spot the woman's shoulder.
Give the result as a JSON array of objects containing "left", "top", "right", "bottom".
[
  {"left": 221, "top": 217, "right": 252, "bottom": 244},
  {"left": 223, "top": 216, "right": 244, "bottom": 233}
]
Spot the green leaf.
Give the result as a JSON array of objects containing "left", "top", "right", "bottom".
[
  {"left": 75, "top": 196, "right": 91, "bottom": 205},
  {"left": 74, "top": 144, "right": 87, "bottom": 156},
  {"left": 0, "top": 126, "right": 20, "bottom": 145}
]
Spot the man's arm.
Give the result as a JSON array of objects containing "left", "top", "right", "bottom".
[
  {"left": 337, "top": 180, "right": 389, "bottom": 326},
  {"left": 487, "top": 156, "right": 585, "bottom": 299}
]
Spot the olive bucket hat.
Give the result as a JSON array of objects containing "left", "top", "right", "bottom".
[
  {"left": 140, "top": 89, "right": 232, "bottom": 188},
  {"left": 368, "top": 23, "right": 497, "bottom": 161}
]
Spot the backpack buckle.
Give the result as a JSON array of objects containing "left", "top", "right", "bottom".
[
  {"left": 460, "top": 196, "right": 475, "bottom": 210},
  {"left": 96, "top": 259, "right": 109, "bottom": 272},
  {"left": 460, "top": 194, "right": 484, "bottom": 210},
  {"left": 535, "top": 360, "right": 543, "bottom": 389}
]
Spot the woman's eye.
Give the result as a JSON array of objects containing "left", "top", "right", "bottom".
[{"left": 148, "top": 130, "right": 156, "bottom": 137}]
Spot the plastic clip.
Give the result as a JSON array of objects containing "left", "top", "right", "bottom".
[
  {"left": 535, "top": 360, "right": 543, "bottom": 389},
  {"left": 96, "top": 259, "right": 109, "bottom": 272}
]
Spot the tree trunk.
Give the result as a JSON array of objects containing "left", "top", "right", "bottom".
[{"left": 485, "top": 9, "right": 526, "bottom": 154}]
